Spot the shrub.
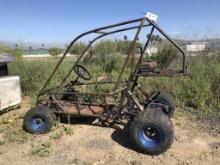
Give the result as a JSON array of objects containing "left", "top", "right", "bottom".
[
  {"left": 116, "top": 40, "right": 142, "bottom": 54},
  {"left": 103, "top": 53, "right": 123, "bottom": 73},
  {"left": 10, "top": 48, "right": 23, "bottom": 58},
  {"left": 70, "top": 42, "right": 87, "bottom": 55},
  {"left": 140, "top": 55, "right": 220, "bottom": 114},
  {"left": 92, "top": 40, "right": 117, "bottom": 65},
  {"left": 0, "top": 44, "right": 11, "bottom": 53},
  {"left": 94, "top": 40, "right": 117, "bottom": 55},
  {"left": 0, "top": 44, "right": 22, "bottom": 58},
  {"left": 8, "top": 58, "right": 73, "bottom": 96},
  {"left": 151, "top": 44, "right": 178, "bottom": 69},
  {"left": 48, "top": 48, "right": 62, "bottom": 57}
]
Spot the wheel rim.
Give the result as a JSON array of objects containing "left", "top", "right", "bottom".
[
  {"left": 30, "top": 116, "right": 46, "bottom": 131},
  {"left": 138, "top": 124, "right": 163, "bottom": 148}
]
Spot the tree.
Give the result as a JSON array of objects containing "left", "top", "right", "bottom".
[
  {"left": 151, "top": 44, "right": 178, "bottom": 69},
  {"left": 147, "top": 34, "right": 163, "bottom": 46},
  {"left": 123, "top": 35, "right": 128, "bottom": 41},
  {"left": 48, "top": 47, "right": 62, "bottom": 57},
  {"left": 41, "top": 43, "right": 45, "bottom": 48},
  {"left": 14, "top": 44, "right": 18, "bottom": 48}
]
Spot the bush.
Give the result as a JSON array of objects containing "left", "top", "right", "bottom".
[
  {"left": 103, "top": 53, "right": 123, "bottom": 73},
  {"left": 94, "top": 40, "right": 117, "bottom": 55},
  {"left": 0, "top": 44, "right": 11, "bottom": 53},
  {"left": 140, "top": 55, "right": 220, "bottom": 118},
  {"left": 0, "top": 44, "right": 22, "bottom": 58},
  {"left": 116, "top": 40, "right": 142, "bottom": 54},
  {"left": 48, "top": 48, "right": 62, "bottom": 57},
  {"left": 87, "top": 40, "right": 127, "bottom": 73},
  {"left": 8, "top": 58, "right": 73, "bottom": 96},
  {"left": 11, "top": 48, "right": 23, "bottom": 58},
  {"left": 151, "top": 44, "right": 178, "bottom": 69},
  {"left": 91, "top": 39, "right": 141, "bottom": 67},
  {"left": 92, "top": 40, "right": 117, "bottom": 65},
  {"left": 70, "top": 42, "right": 87, "bottom": 55}
]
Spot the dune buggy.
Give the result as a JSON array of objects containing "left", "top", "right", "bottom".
[{"left": 23, "top": 13, "right": 186, "bottom": 155}]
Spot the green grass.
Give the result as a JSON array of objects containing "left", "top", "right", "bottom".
[
  {"left": 8, "top": 57, "right": 75, "bottom": 96},
  {"left": 50, "top": 131, "right": 63, "bottom": 140},
  {"left": 31, "top": 141, "right": 52, "bottom": 157}
]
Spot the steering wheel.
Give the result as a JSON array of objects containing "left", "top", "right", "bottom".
[{"left": 73, "top": 64, "right": 92, "bottom": 80}]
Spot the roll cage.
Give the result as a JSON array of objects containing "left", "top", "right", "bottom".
[{"left": 37, "top": 16, "right": 187, "bottom": 119}]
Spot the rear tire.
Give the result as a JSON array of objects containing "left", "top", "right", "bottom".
[
  {"left": 148, "top": 92, "right": 175, "bottom": 118},
  {"left": 129, "top": 108, "right": 174, "bottom": 155},
  {"left": 23, "top": 105, "right": 54, "bottom": 134}
]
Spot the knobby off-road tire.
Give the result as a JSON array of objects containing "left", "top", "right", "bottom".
[
  {"left": 130, "top": 108, "right": 174, "bottom": 155},
  {"left": 23, "top": 105, "right": 54, "bottom": 134},
  {"left": 148, "top": 92, "right": 175, "bottom": 118}
]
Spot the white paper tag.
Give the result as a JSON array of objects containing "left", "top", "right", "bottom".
[{"left": 145, "top": 12, "right": 158, "bottom": 22}]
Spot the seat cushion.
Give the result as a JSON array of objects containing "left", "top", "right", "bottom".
[
  {"left": 141, "top": 61, "right": 158, "bottom": 69},
  {"left": 138, "top": 61, "right": 158, "bottom": 74}
]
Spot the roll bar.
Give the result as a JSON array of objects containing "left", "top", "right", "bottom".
[{"left": 39, "top": 16, "right": 186, "bottom": 95}]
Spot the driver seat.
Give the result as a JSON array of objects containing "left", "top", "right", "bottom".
[{"left": 139, "top": 61, "right": 158, "bottom": 73}]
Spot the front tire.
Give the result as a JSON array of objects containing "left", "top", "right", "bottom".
[
  {"left": 23, "top": 105, "right": 54, "bottom": 134},
  {"left": 130, "top": 108, "right": 173, "bottom": 155}
]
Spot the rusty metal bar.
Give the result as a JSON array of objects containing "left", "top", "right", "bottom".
[
  {"left": 114, "top": 17, "right": 146, "bottom": 91},
  {"left": 41, "top": 86, "right": 127, "bottom": 97},
  {"left": 145, "top": 18, "right": 186, "bottom": 73},
  {"left": 137, "top": 26, "right": 155, "bottom": 70},
  {"left": 39, "top": 16, "right": 186, "bottom": 102},
  {"left": 54, "top": 111, "right": 101, "bottom": 118},
  {"left": 130, "top": 26, "right": 155, "bottom": 92}
]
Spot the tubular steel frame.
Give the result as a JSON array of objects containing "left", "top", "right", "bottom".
[{"left": 37, "top": 16, "right": 187, "bottom": 121}]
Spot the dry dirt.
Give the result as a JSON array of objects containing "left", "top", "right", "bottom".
[{"left": 0, "top": 97, "right": 220, "bottom": 165}]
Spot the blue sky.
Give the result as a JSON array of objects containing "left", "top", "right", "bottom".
[{"left": 0, "top": 0, "right": 219, "bottom": 46}]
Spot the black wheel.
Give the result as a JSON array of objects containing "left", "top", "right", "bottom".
[
  {"left": 148, "top": 92, "right": 175, "bottom": 118},
  {"left": 130, "top": 108, "right": 174, "bottom": 155},
  {"left": 23, "top": 105, "right": 54, "bottom": 134}
]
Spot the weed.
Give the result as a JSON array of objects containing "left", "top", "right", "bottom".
[
  {"left": 31, "top": 141, "right": 51, "bottom": 157},
  {"left": 63, "top": 125, "right": 74, "bottom": 135},
  {"left": 70, "top": 42, "right": 87, "bottom": 55},
  {"left": 0, "top": 140, "right": 5, "bottom": 145},
  {"left": 50, "top": 131, "right": 63, "bottom": 140},
  {"left": 42, "top": 141, "right": 51, "bottom": 148},
  {"left": 0, "top": 113, "right": 34, "bottom": 144},
  {"left": 151, "top": 44, "right": 179, "bottom": 69}
]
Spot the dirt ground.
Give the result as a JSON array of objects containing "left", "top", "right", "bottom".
[{"left": 0, "top": 97, "right": 219, "bottom": 165}]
